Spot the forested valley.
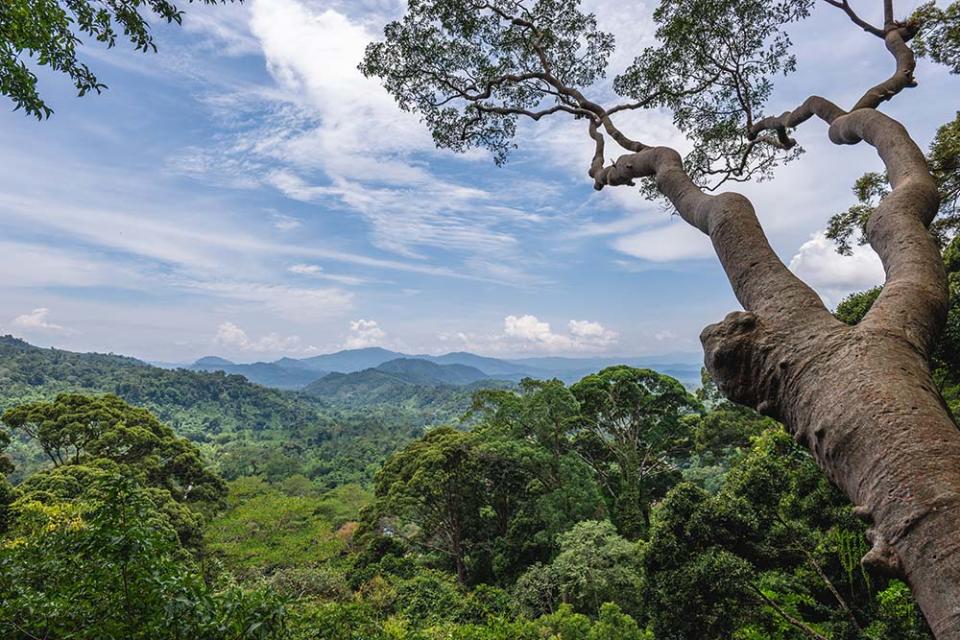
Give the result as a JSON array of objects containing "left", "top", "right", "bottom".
[
  {"left": 3, "top": 237, "right": 959, "bottom": 638},
  {"left": 6, "top": 0, "right": 960, "bottom": 635}
]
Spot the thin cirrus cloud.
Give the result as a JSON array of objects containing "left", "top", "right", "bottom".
[{"left": 175, "top": 0, "right": 549, "bottom": 272}]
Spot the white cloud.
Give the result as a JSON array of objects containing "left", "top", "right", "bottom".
[
  {"left": 569, "top": 319, "right": 617, "bottom": 345},
  {"left": 11, "top": 308, "right": 69, "bottom": 333},
  {"left": 215, "top": 321, "right": 303, "bottom": 352},
  {"left": 289, "top": 263, "right": 323, "bottom": 276},
  {"left": 271, "top": 212, "right": 303, "bottom": 231},
  {"left": 345, "top": 318, "right": 386, "bottom": 349},
  {"left": 188, "top": 281, "right": 354, "bottom": 320},
  {"left": 503, "top": 314, "right": 618, "bottom": 352},
  {"left": 788, "top": 231, "right": 885, "bottom": 308},
  {"left": 288, "top": 263, "right": 374, "bottom": 285},
  {"left": 612, "top": 222, "right": 715, "bottom": 262}
]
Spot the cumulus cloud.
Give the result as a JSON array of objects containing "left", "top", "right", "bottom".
[
  {"left": 11, "top": 308, "right": 69, "bottom": 333},
  {"left": 345, "top": 319, "right": 386, "bottom": 349},
  {"left": 214, "top": 321, "right": 304, "bottom": 353},
  {"left": 788, "top": 232, "right": 885, "bottom": 308},
  {"left": 503, "top": 314, "right": 618, "bottom": 351}
]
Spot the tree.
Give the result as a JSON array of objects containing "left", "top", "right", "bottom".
[
  {"left": 2, "top": 393, "right": 226, "bottom": 509},
  {"left": 0, "top": 473, "right": 286, "bottom": 639},
  {"left": 2, "top": 394, "right": 227, "bottom": 546},
  {"left": 571, "top": 367, "right": 699, "bottom": 538},
  {"left": 514, "top": 520, "right": 643, "bottom": 618},
  {"left": 643, "top": 429, "right": 931, "bottom": 640},
  {"left": 0, "top": 0, "right": 233, "bottom": 118},
  {"left": 368, "top": 427, "right": 485, "bottom": 586},
  {"left": 361, "top": 1, "right": 960, "bottom": 634}
]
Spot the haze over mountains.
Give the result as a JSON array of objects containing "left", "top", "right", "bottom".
[{"left": 186, "top": 346, "right": 703, "bottom": 390}]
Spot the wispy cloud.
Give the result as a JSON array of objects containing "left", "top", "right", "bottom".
[{"left": 11, "top": 308, "right": 71, "bottom": 334}]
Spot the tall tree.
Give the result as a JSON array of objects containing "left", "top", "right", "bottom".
[
  {"left": 1, "top": 0, "right": 231, "bottom": 118},
  {"left": 361, "top": 1, "right": 960, "bottom": 634},
  {"left": 571, "top": 367, "right": 699, "bottom": 539}
]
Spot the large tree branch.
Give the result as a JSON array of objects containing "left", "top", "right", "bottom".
[
  {"left": 851, "top": 29, "right": 917, "bottom": 111},
  {"left": 588, "top": 122, "right": 827, "bottom": 320},
  {"left": 830, "top": 109, "right": 946, "bottom": 356}
]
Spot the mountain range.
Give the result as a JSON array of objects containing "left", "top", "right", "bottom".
[{"left": 187, "top": 347, "right": 703, "bottom": 390}]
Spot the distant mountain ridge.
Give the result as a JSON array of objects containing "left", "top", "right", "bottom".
[
  {"left": 302, "top": 357, "right": 513, "bottom": 414},
  {"left": 188, "top": 347, "right": 702, "bottom": 390}
]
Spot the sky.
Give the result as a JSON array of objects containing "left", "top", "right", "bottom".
[{"left": 1, "top": 0, "right": 957, "bottom": 364}]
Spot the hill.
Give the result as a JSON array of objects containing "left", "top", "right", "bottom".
[
  {"left": 303, "top": 358, "right": 511, "bottom": 417},
  {"left": 375, "top": 358, "right": 490, "bottom": 385},
  {"left": 180, "top": 348, "right": 703, "bottom": 390},
  {"left": 0, "top": 336, "right": 418, "bottom": 486},
  {"left": 190, "top": 358, "right": 326, "bottom": 389},
  {"left": 296, "top": 347, "right": 405, "bottom": 373}
]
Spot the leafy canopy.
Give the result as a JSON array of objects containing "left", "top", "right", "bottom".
[
  {"left": 362, "top": 0, "right": 812, "bottom": 184},
  {"left": 0, "top": 0, "right": 230, "bottom": 118}
]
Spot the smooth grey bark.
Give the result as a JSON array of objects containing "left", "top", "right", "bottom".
[{"left": 588, "top": 27, "right": 960, "bottom": 640}]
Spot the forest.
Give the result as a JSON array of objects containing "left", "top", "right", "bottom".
[
  {"left": 5, "top": 0, "right": 960, "bottom": 636},
  {"left": 1, "top": 242, "right": 958, "bottom": 637}
]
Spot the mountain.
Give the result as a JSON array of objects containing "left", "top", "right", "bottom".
[
  {"left": 0, "top": 336, "right": 468, "bottom": 489},
  {"left": 375, "top": 358, "right": 490, "bottom": 385},
  {"left": 418, "top": 351, "right": 533, "bottom": 376},
  {"left": 194, "top": 356, "right": 235, "bottom": 367},
  {"left": 302, "top": 358, "right": 511, "bottom": 415},
  {"left": 190, "top": 358, "right": 326, "bottom": 390},
  {"left": 181, "top": 348, "right": 704, "bottom": 390},
  {"left": 296, "top": 347, "right": 405, "bottom": 373}
]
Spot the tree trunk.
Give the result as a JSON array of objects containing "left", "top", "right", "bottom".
[
  {"left": 702, "top": 310, "right": 960, "bottom": 638},
  {"left": 590, "top": 78, "right": 960, "bottom": 636}
]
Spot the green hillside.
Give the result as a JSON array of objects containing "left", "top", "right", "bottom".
[{"left": 0, "top": 336, "right": 425, "bottom": 486}]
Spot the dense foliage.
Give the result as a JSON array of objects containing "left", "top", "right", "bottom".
[
  {"left": 0, "top": 0, "right": 233, "bottom": 118},
  {"left": 0, "top": 336, "right": 432, "bottom": 487},
  {"left": 0, "top": 354, "right": 935, "bottom": 638}
]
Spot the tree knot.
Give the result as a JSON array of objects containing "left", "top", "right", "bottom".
[
  {"left": 862, "top": 528, "right": 905, "bottom": 578},
  {"left": 700, "top": 311, "right": 781, "bottom": 418}
]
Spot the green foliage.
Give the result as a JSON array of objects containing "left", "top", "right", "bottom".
[
  {"left": 0, "top": 473, "right": 286, "bottom": 639},
  {"left": 0, "top": 0, "right": 232, "bottom": 118},
  {"left": 2, "top": 393, "right": 227, "bottom": 547},
  {"left": 515, "top": 520, "right": 643, "bottom": 618},
  {"left": 913, "top": 1, "right": 960, "bottom": 73},
  {"left": 834, "top": 287, "right": 882, "bottom": 326},
  {"left": 614, "top": 0, "right": 811, "bottom": 185},
  {"left": 571, "top": 366, "right": 701, "bottom": 538},
  {"left": 360, "top": 0, "right": 614, "bottom": 165},
  {"left": 0, "top": 336, "right": 424, "bottom": 488},
  {"left": 205, "top": 477, "right": 368, "bottom": 576},
  {"left": 3, "top": 393, "right": 227, "bottom": 507},
  {"left": 0, "top": 352, "right": 936, "bottom": 638},
  {"left": 865, "top": 581, "right": 931, "bottom": 640}
]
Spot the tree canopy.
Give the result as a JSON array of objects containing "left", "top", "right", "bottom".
[{"left": 0, "top": 0, "right": 230, "bottom": 118}]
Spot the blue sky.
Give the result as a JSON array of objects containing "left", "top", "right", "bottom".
[{"left": 1, "top": 0, "right": 957, "bottom": 363}]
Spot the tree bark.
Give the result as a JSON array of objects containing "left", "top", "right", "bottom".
[{"left": 588, "top": 60, "right": 960, "bottom": 636}]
